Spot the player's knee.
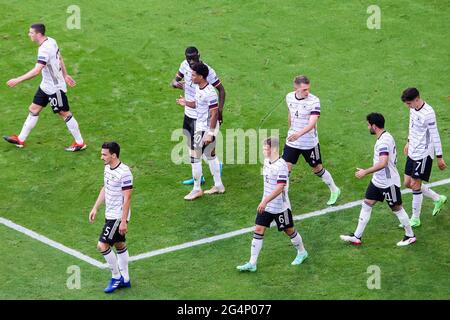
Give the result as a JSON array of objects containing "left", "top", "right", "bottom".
[
  {"left": 190, "top": 156, "right": 200, "bottom": 163},
  {"left": 254, "top": 225, "right": 265, "bottom": 235},
  {"left": 391, "top": 204, "right": 403, "bottom": 212},
  {"left": 114, "top": 242, "right": 126, "bottom": 251},
  {"left": 28, "top": 105, "right": 41, "bottom": 116},
  {"left": 313, "top": 164, "right": 323, "bottom": 174},
  {"left": 410, "top": 180, "right": 421, "bottom": 191},
  {"left": 284, "top": 227, "right": 295, "bottom": 237},
  {"left": 97, "top": 242, "right": 109, "bottom": 252}
]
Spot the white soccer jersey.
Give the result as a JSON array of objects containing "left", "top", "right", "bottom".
[
  {"left": 262, "top": 158, "right": 291, "bottom": 214},
  {"left": 37, "top": 37, "right": 67, "bottom": 95},
  {"left": 194, "top": 84, "right": 219, "bottom": 132},
  {"left": 408, "top": 102, "right": 443, "bottom": 160},
  {"left": 285, "top": 92, "right": 321, "bottom": 150},
  {"left": 177, "top": 60, "right": 221, "bottom": 119},
  {"left": 104, "top": 162, "right": 133, "bottom": 220},
  {"left": 372, "top": 131, "right": 401, "bottom": 189}
]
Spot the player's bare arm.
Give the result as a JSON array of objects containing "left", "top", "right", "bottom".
[
  {"left": 89, "top": 186, "right": 105, "bottom": 223},
  {"left": 119, "top": 188, "right": 132, "bottom": 235},
  {"left": 59, "top": 53, "right": 76, "bottom": 87},
  {"left": 171, "top": 75, "right": 184, "bottom": 89},
  {"left": 216, "top": 83, "right": 226, "bottom": 123},
  {"left": 287, "top": 115, "right": 319, "bottom": 142},
  {"left": 204, "top": 107, "right": 218, "bottom": 144},
  {"left": 257, "top": 183, "right": 285, "bottom": 213},
  {"left": 355, "top": 155, "right": 388, "bottom": 179},
  {"left": 176, "top": 96, "right": 195, "bottom": 108},
  {"left": 6, "top": 63, "right": 45, "bottom": 87}
]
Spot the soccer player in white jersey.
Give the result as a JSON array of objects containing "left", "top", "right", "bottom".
[
  {"left": 281, "top": 75, "right": 340, "bottom": 205},
  {"left": 89, "top": 142, "right": 133, "bottom": 293},
  {"left": 400, "top": 88, "right": 447, "bottom": 227},
  {"left": 3, "top": 23, "right": 86, "bottom": 152},
  {"left": 237, "top": 137, "right": 308, "bottom": 272},
  {"left": 176, "top": 63, "right": 225, "bottom": 200},
  {"left": 171, "top": 47, "right": 226, "bottom": 185},
  {"left": 340, "top": 113, "right": 416, "bottom": 246}
]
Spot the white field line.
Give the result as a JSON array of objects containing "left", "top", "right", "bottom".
[
  {"left": 0, "top": 217, "right": 107, "bottom": 269},
  {"left": 129, "top": 178, "right": 450, "bottom": 262},
  {"left": 2, "top": 178, "right": 449, "bottom": 267}
]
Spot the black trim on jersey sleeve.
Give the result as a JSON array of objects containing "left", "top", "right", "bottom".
[
  {"left": 212, "top": 79, "right": 221, "bottom": 87},
  {"left": 37, "top": 60, "right": 47, "bottom": 65},
  {"left": 122, "top": 185, "right": 133, "bottom": 190}
]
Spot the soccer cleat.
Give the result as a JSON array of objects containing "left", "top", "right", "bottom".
[
  {"left": 236, "top": 262, "right": 257, "bottom": 272},
  {"left": 432, "top": 195, "right": 447, "bottom": 216},
  {"left": 184, "top": 189, "right": 203, "bottom": 201},
  {"left": 340, "top": 233, "right": 362, "bottom": 245},
  {"left": 399, "top": 217, "right": 420, "bottom": 228},
  {"left": 119, "top": 277, "right": 131, "bottom": 289},
  {"left": 3, "top": 135, "right": 24, "bottom": 148},
  {"left": 327, "top": 188, "right": 341, "bottom": 205},
  {"left": 204, "top": 185, "right": 225, "bottom": 195},
  {"left": 104, "top": 277, "right": 122, "bottom": 293},
  {"left": 396, "top": 235, "right": 416, "bottom": 247},
  {"left": 65, "top": 142, "right": 87, "bottom": 152},
  {"left": 182, "top": 176, "right": 205, "bottom": 185},
  {"left": 291, "top": 250, "right": 308, "bottom": 266}
]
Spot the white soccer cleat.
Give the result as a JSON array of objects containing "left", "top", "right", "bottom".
[
  {"left": 184, "top": 189, "right": 203, "bottom": 201},
  {"left": 340, "top": 233, "right": 362, "bottom": 245},
  {"left": 396, "top": 235, "right": 416, "bottom": 247},
  {"left": 204, "top": 185, "right": 225, "bottom": 195}
]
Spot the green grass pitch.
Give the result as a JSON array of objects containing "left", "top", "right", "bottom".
[{"left": 0, "top": 0, "right": 449, "bottom": 299}]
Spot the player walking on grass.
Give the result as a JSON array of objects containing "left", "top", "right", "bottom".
[
  {"left": 176, "top": 63, "right": 225, "bottom": 200},
  {"left": 89, "top": 142, "right": 133, "bottom": 293},
  {"left": 3, "top": 23, "right": 86, "bottom": 151},
  {"left": 281, "top": 75, "right": 340, "bottom": 206},
  {"left": 340, "top": 113, "right": 416, "bottom": 246},
  {"left": 237, "top": 137, "right": 308, "bottom": 272},
  {"left": 400, "top": 88, "right": 447, "bottom": 228},
  {"left": 171, "top": 47, "right": 226, "bottom": 186}
]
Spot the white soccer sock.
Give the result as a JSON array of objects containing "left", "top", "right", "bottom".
[
  {"left": 421, "top": 184, "right": 440, "bottom": 201},
  {"left": 393, "top": 208, "right": 414, "bottom": 237},
  {"left": 208, "top": 157, "right": 223, "bottom": 187},
  {"left": 354, "top": 202, "right": 373, "bottom": 238},
  {"left": 316, "top": 168, "right": 338, "bottom": 193},
  {"left": 18, "top": 112, "right": 39, "bottom": 142},
  {"left": 191, "top": 160, "right": 203, "bottom": 191},
  {"left": 289, "top": 230, "right": 305, "bottom": 253},
  {"left": 116, "top": 246, "right": 130, "bottom": 282},
  {"left": 65, "top": 115, "right": 84, "bottom": 145},
  {"left": 412, "top": 190, "right": 423, "bottom": 219},
  {"left": 101, "top": 248, "right": 121, "bottom": 279},
  {"left": 249, "top": 233, "right": 264, "bottom": 265}
]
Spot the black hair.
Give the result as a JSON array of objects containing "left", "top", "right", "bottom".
[
  {"left": 102, "top": 141, "right": 120, "bottom": 158},
  {"left": 401, "top": 87, "right": 420, "bottom": 102},
  {"left": 294, "top": 75, "right": 310, "bottom": 85},
  {"left": 185, "top": 47, "right": 199, "bottom": 56},
  {"left": 31, "top": 23, "right": 46, "bottom": 35},
  {"left": 192, "top": 62, "right": 209, "bottom": 79},
  {"left": 366, "top": 113, "right": 385, "bottom": 129}
]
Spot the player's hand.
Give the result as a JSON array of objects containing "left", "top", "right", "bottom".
[
  {"left": 257, "top": 200, "right": 267, "bottom": 214},
  {"left": 403, "top": 143, "right": 409, "bottom": 156},
  {"left": 176, "top": 96, "right": 186, "bottom": 106},
  {"left": 355, "top": 168, "right": 367, "bottom": 179},
  {"left": 203, "top": 132, "right": 213, "bottom": 145},
  {"left": 287, "top": 131, "right": 302, "bottom": 142},
  {"left": 89, "top": 208, "right": 97, "bottom": 224},
  {"left": 119, "top": 221, "right": 128, "bottom": 236},
  {"left": 64, "top": 75, "right": 76, "bottom": 87},
  {"left": 173, "top": 80, "right": 184, "bottom": 89},
  {"left": 6, "top": 78, "right": 20, "bottom": 87},
  {"left": 437, "top": 157, "right": 447, "bottom": 170}
]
